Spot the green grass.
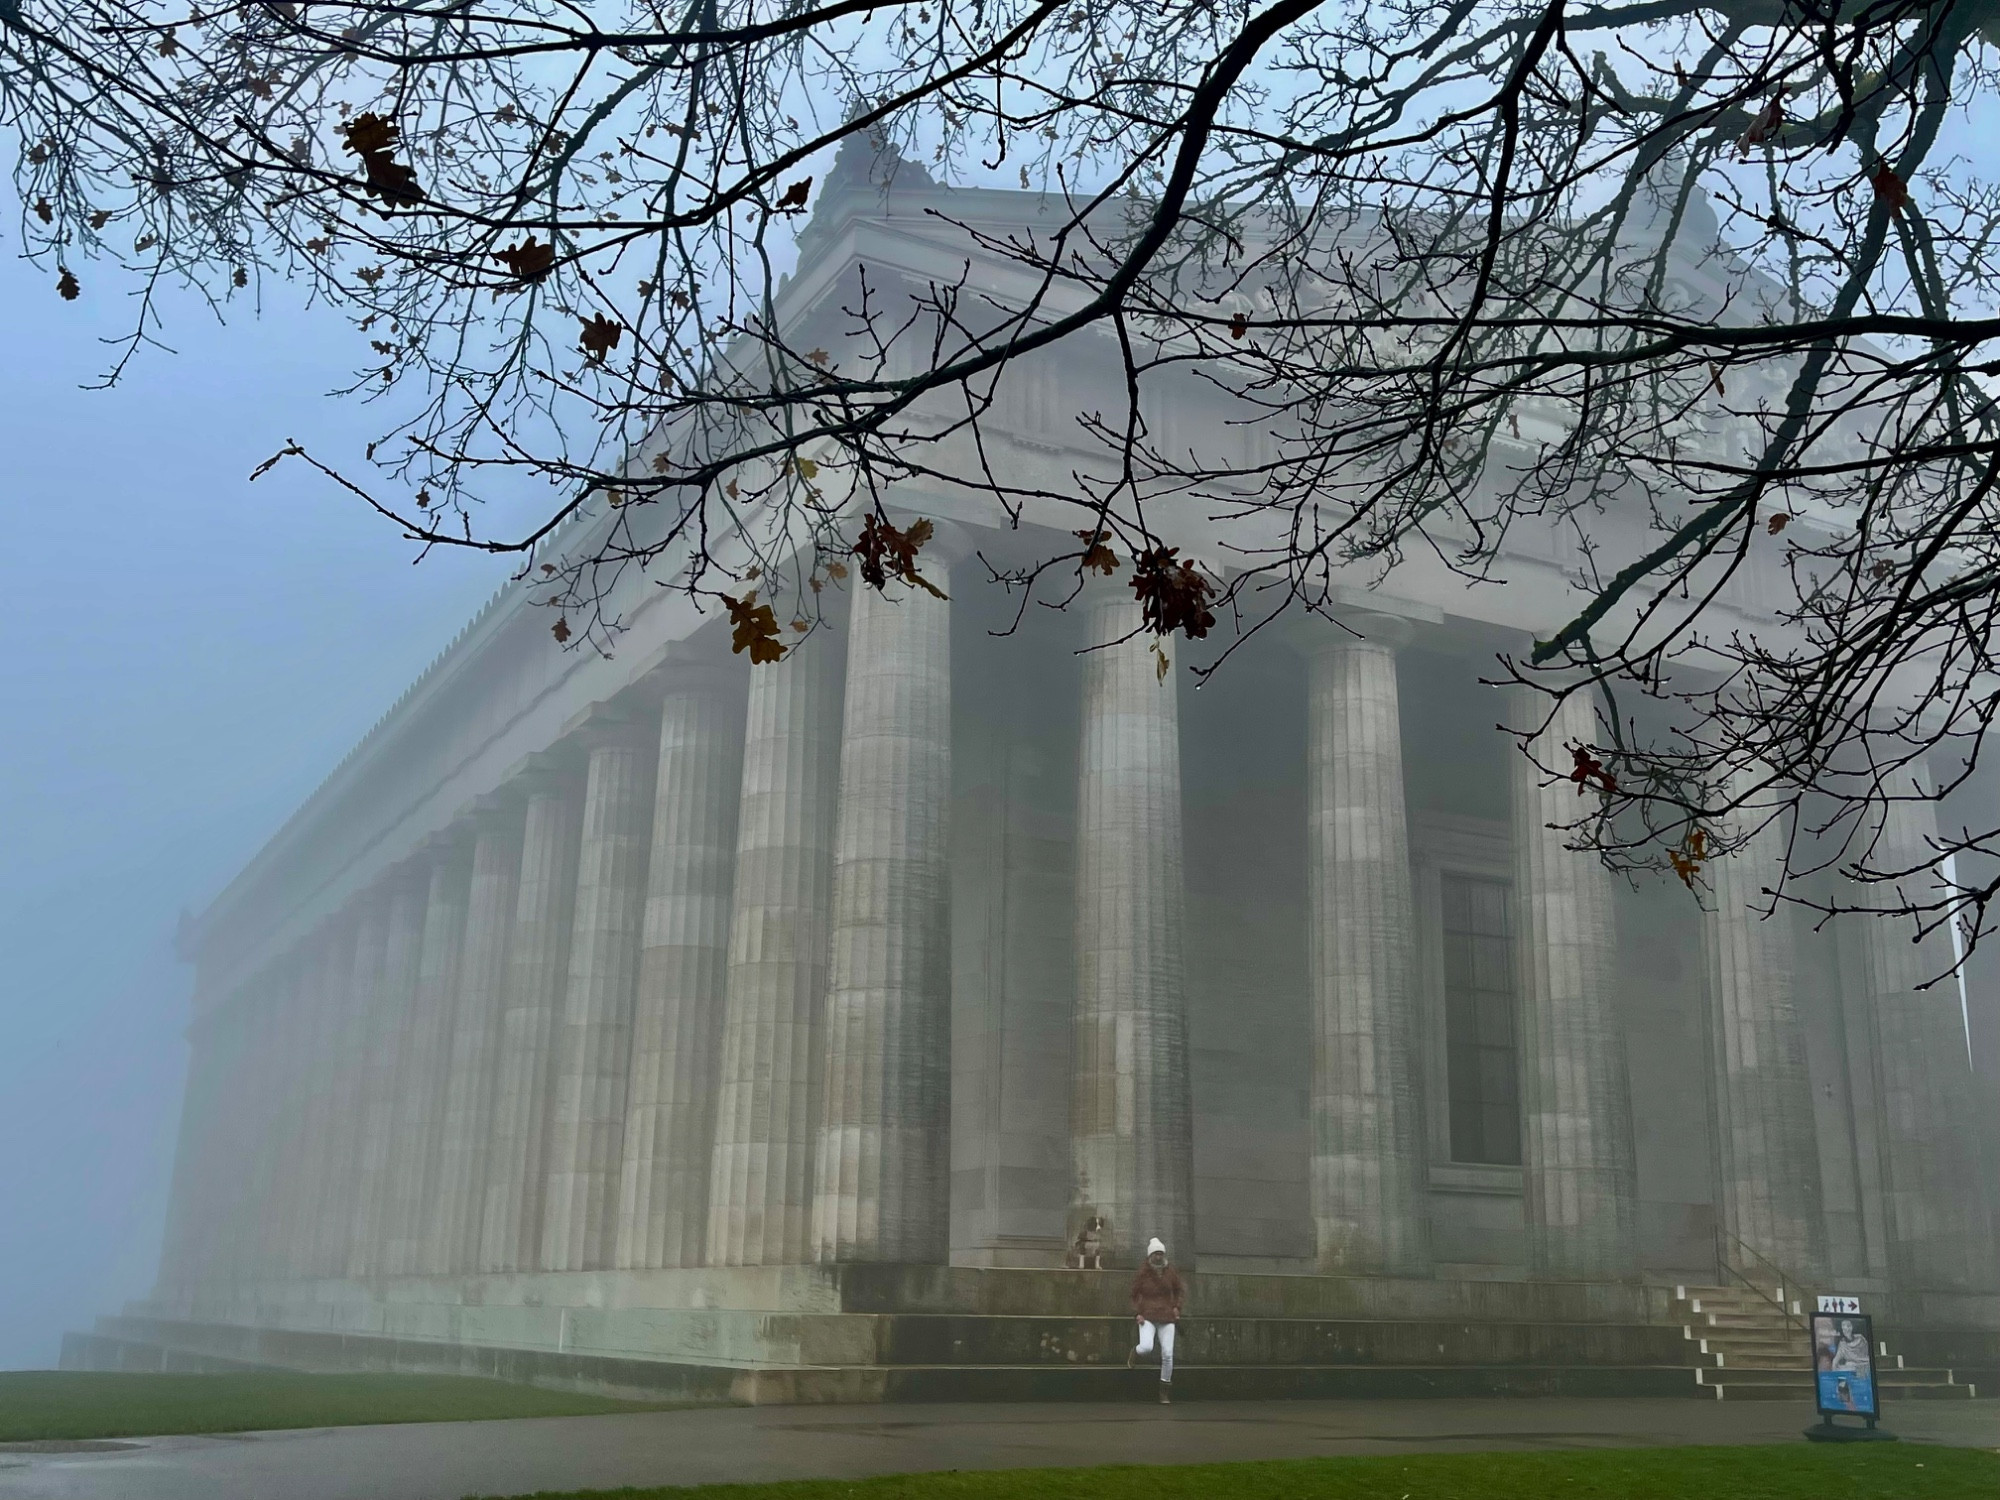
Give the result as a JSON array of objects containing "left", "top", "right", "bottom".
[
  {"left": 0, "top": 1370, "right": 679, "bottom": 1441},
  {"left": 489, "top": 1445, "right": 2000, "bottom": 1500}
]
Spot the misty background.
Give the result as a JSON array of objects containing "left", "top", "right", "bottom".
[{"left": 0, "top": 244, "right": 523, "bottom": 1368}]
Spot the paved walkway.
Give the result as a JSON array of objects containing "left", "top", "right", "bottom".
[{"left": 1, "top": 1397, "right": 1994, "bottom": 1500}]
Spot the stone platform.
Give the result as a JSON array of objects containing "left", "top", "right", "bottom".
[{"left": 61, "top": 1266, "right": 2000, "bottom": 1405}]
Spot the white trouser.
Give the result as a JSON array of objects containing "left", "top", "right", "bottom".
[{"left": 1135, "top": 1319, "right": 1176, "bottom": 1381}]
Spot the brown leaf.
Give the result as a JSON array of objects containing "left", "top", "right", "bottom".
[
  {"left": 88, "top": 210, "right": 109, "bottom": 230},
  {"left": 773, "top": 176, "right": 813, "bottom": 214},
  {"left": 1738, "top": 93, "right": 1783, "bottom": 153},
  {"left": 1128, "top": 545, "right": 1215, "bottom": 639},
  {"left": 852, "top": 513, "right": 947, "bottom": 597},
  {"left": 540, "top": 562, "right": 556, "bottom": 575},
  {"left": 1228, "top": 311, "right": 1248, "bottom": 340},
  {"left": 233, "top": 266, "right": 247, "bottom": 287},
  {"left": 495, "top": 236, "right": 555, "bottom": 282},
  {"left": 824, "top": 559, "right": 848, "bottom": 582},
  {"left": 650, "top": 452, "right": 672, "bottom": 473},
  {"left": 579, "top": 311, "right": 622, "bottom": 362},
  {"left": 32, "top": 198, "right": 52, "bottom": 224},
  {"left": 1766, "top": 512, "right": 1790, "bottom": 535},
  {"left": 134, "top": 233, "right": 156, "bottom": 252},
  {"left": 552, "top": 615, "right": 572, "bottom": 643},
  {"left": 247, "top": 74, "right": 275, "bottom": 100},
  {"left": 1153, "top": 641, "right": 1170, "bottom": 681},
  {"left": 1075, "top": 528, "right": 1118, "bottom": 575},
  {"left": 792, "top": 456, "right": 820, "bottom": 480},
  {"left": 1869, "top": 158, "right": 1910, "bottom": 216},
  {"left": 1870, "top": 559, "right": 1894, "bottom": 581},
  {"left": 157, "top": 30, "right": 179, "bottom": 56},
  {"left": 806, "top": 347, "right": 829, "bottom": 366},
  {"left": 722, "top": 591, "right": 787, "bottom": 664},
  {"left": 56, "top": 267, "right": 79, "bottom": 301},
  {"left": 1568, "top": 743, "right": 1617, "bottom": 796},
  {"left": 341, "top": 112, "right": 398, "bottom": 159},
  {"left": 305, "top": 235, "right": 330, "bottom": 254}
]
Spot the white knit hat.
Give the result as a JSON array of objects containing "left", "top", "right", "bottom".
[{"left": 1146, "top": 1237, "right": 1167, "bottom": 1257}]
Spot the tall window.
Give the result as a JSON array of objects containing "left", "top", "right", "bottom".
[{"left": 1440, "top": 873, "right": 1521, "bottom": 1166}]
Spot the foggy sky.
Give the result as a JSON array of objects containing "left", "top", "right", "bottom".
[{"left": 0, "top": 236, "right": 520, "bottom": 1368}]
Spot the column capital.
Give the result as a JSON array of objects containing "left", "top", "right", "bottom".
[
  {"left": 630, "top": 636, "right": 746, "bottom": 704},
  {"left": 1290, "top": 588, "right": 1441, "bottom": 657}
]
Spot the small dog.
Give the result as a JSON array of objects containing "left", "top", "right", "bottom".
[{"left": 1067, "top": 1215, "right": 1107, "bottom": 1270}]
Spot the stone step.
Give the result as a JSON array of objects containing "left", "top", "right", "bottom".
[{"left": 1691, "top": 1366, "right": 1980, "bottom": 1402}]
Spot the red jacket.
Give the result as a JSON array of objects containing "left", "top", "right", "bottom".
[{"left": 1130, "top": 1263, "right": 1186, "bottom": 1324}]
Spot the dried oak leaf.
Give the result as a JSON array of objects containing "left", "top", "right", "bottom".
[
  {"left": 552, "top": 615, "right": 572, "bottom": 644},
  {"left": 1228, "top": 311, "right": 1248, "bottom": 340},
  {"left": 56, "top": 267, "right": 79, "bottom": 300},
  {"left": 1766, "top": 512, "right": 1790, "bottom": 535},
  {"left": 1869, "top": 158, "right": 1910, "bottom": 216},
  {"left": 32, "top": 198, "right": 52, "bottom": 224},
  {"left": 772, "top": 175, "right": 812, "bottom": 214},
  {"left": 723, "top": 590, "right": 787, "bottom": 664},
  {"left": 157, "top": 30, "right": 179, "bottom": 56},
  {"left": 89, "top": 210, "right": 109, "bottom": 230},
  {"left": 1075, "top": 528, "right": 1118, "bottom": 575},
  {"left": 342, "top": 114, "right": 399, "bottom": 159},
  {"left": 247, "top": 74, "right": 275, "bottom": 101},
  {"left": 1128, "top": 545, "right": 1215, "bottom": 639},
  {"left": 340, "top": 112, "right": 422, "bottom": 207},
  {"left": 495, "top": 236, "right": 555, "bottom": 282},
  {"left": 579, "top": 312, "right": 621, "bottom": 362},
  {"left": 233, "top": 267, "right": 247, "bottom": 287},
  {"left": 852, "top": 513, "right": 948, "bottom": 598},
  {"left": 1669, "top": 826, "right": 1709, "bottom": 888}
]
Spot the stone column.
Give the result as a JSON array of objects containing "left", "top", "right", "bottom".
[
  {"left": 264, "top": 956, "right": 326, "bottom": 1288},
  {"left": 479, "top": 762, "right": 584, "bottom": 1272},
  {"left": 349, "top": 868, "right": 430, "bottom": 1277},
  {"left": 1510, "top": 686, "right": 1639, "bottom": 1279},
  {"left": 1861, "top": 789, "right": 1994, "bottom": 1290},
  {"left": 707, "top": 622, "right": 846, "bottom": 1266},
  {"left": 1702, "top": 782, "right": 1828, "bottom": 1280},
  {"left": 156, "top": 1007, "right": 224, "bottom": 1298},
  {"left": 383, "top": 841, "right": 474, "bottom": 1275},
  {"left": 812, "top": 572, "right": 954, "bottom": 1263},
  {"left": 542, "top": 714, "right": 659, "bottom": 1272},
  {"left": 1303, "top": 619, "right": 1432, "bottom": 1276},
  {"left": 426, "top": 803, "right": 524, "bottom": 1274},
  {"left": 1071, "top": 588, "right": 1196, "bottom": 1266},
  {"left": 318, "top": 893, "right": 388, "bottom": 1279},
  {"left": 615, "top": 665, "right": 746, "bottom": 1269},
  {"left": 283, "top": 924, "right": 354, "bottom": 1280}
]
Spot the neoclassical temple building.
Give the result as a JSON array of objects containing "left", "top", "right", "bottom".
[{"left": 71, "top": 148, "right": 2000, "bottom": 1401}]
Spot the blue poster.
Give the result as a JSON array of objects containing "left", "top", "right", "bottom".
[{"left": 1811, "top": 1312, "right": 1877, "bottom": 1418}]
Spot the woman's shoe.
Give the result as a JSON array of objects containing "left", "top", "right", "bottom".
[{"left": 1158, "top": 1384, "right": 1172, "bottom": 1404}]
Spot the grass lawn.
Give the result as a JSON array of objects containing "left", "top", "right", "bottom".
[
  {"left": 0, "top": 1370, "right": 678, "bottom": 1441},
  {"left": 489, "top": 1445, "right": 2000, "bottom": 1500}
]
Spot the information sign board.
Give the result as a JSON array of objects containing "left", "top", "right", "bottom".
[{"left": 1811, "top": 1311, "right": 1878, "bottom": 1419}]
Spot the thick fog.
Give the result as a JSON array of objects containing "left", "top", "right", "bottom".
[{"left": 0, "top": 248, "right": 517, "bottom": 1369}]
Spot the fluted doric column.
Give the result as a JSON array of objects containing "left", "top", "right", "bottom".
[
  {"left": 812, "top": 572, "right": 954, "bottom": 1263},
  {"left": 707, "top": 623, "right": 845, "bottom": 1266},
  {"left": 479, "top": 763, "right": 584, "bottom": 1272},
  {"left": 1862, "top": 789, "right": 1995, "bottom": 1290},
  {"left": 1510, "top": 687, "right": 1639, "bottom": 1279},
  {"left": 1703, "top": 780, "right": 1827, "bottom": 1281},
  {"left": 349, "top": 869, "right": 429, "bottom": 1277},
  {"left": 383, "top": 842, "right": 474, "bottom": 1275},
  {"left": 312, "top": 904, "right": 378, "bottom": 1280},
  {"left": 284, "top": 923, "right": 355, "bottom": 1280},
  {"left": 426, "top": 803, "right": 523, "bottom": 1273},
  {"left": 542, "top": 714, "right": 659, "bottom": 1272},
  {"left": 319, "top": 893, "right": 388, "bottom": 1278},
  {"left": 1072, "top": 588, "right": 1195, "bottom": 1266},
  {"left": 1304, "top": 619, "right": 1432, "bottom": 1276},
  {"left": 269, "top": 939, "right": 328, "bottom": 1279},
  {"left": 616, "top": 665, "right": 745, "bottom": 1269},
  {"left": 156, "top": 1004, "right": 225, "bottom": 1297}
]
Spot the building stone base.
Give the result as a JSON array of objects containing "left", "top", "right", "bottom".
[{"left": 67, "top": 1267, "right": 2000, "bottom": 1406}]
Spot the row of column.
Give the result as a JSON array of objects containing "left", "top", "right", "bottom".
[{"left": 159, "top": 585, "right": 1994, "bottom": 1292}]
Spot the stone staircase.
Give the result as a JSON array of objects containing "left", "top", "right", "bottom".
[{"left": 1674, "top": 1283, "right": 1979, "bottom": 1402}]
